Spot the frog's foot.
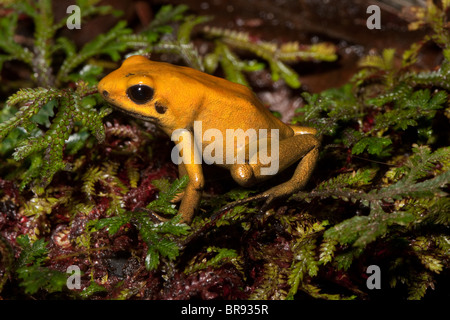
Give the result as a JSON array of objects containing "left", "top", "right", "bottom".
[
  {"left": 258, "top": 181, "right": 298, "bottom": 216},
  {"left": 258, "top": 145, "right": 320, "bottom": 215},
  {"left": 257, "top": 190, "right": 287, "bottom": 216}
]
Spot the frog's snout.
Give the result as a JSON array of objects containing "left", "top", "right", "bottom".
[{"left": 97, "top": 79, "right": 110, "bottom": 99}]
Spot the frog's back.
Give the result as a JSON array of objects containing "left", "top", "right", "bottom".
[
  {"left": 150, "top": 60, "right": 258, "bottom": 104},
  {"left": 149, "top": 61, "right": 292, "bottom": 136}
]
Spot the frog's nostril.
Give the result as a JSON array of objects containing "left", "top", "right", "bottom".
[{"left": 102, "top": 90, "right": 109, "bottom": 97}]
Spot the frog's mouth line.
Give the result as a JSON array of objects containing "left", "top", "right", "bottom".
[{"left": 110, "top": 105, "right": 159, "bottom": 123}]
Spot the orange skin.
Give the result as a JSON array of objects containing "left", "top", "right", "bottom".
[{"left": 98, "top": 55, "right": 319, "bottom": 223}]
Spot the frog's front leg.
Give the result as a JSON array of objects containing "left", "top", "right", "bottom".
[
  {"left": 230, "top": 125, "right": 319, "bottom": 211},
  {"left": 173, "top": 130, "right": 204, "bottom": 223}
]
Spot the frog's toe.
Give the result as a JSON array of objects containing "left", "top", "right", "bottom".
[
  {"left": 257, "top": 186, "right": 293, "bottom": 216},
  {"left": 258, "top": 194, "right": 275, "bottom": 216}
]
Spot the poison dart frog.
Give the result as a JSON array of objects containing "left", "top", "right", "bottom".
[{"left": 98, "top": 55, "right": 319, "bottom": 224}]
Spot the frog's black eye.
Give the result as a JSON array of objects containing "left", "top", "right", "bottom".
[{"left": 127, "top": 84, "right": 154, "bottom": 104}]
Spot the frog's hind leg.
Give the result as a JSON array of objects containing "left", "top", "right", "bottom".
[
  {"left": 229, "top": 125, "right": 319, "bottom": 213},
  {"left": 259, "top": 138, "right": 319, "bottom": 212}
]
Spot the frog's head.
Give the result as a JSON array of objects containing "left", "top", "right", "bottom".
[{"left": 98, "top": 55, "right": 180, "bottom": 132}]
